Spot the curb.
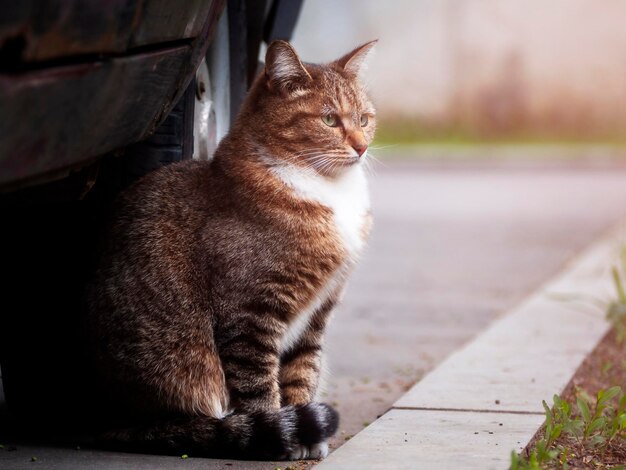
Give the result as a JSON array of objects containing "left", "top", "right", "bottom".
[{"left": 317, "top": 222, "right": 625, "bottom": 469}]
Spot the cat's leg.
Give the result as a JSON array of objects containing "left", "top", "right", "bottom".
[
  {"left": 279, "top": 297, "right": 337, "bottom": 460},
  {"left": 217, "top": 309, "right": 283, "bottom": 413},
  {"left": 280, "top": 297, "right": 336, "bottom": 407}
]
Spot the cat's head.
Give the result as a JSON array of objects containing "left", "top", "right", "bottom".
[{"left": 246, "top": 40, "right": 377, "bottom": 178}]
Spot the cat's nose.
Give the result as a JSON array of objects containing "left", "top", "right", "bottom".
[{"left": 353, "top": 144, "right": 368, "bottom": 157}]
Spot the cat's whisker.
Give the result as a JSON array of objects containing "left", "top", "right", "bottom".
[
  {"left": 283, "top": 148, "right": 328, "bottom": 160},
  {"left": 363, "top": 158, "right": 377, "bottom": 178},
  {"left": 301, "top": 153, "right": 329, "bottom": 164},
  {"left": 364, "top": 152, "right": 386, "bottom": 176},
  {"left": 368, "top": 144, "right": 398, "bottom": 150},
  {"left": 283, "top": 152, "right": 333, "bottom": 167},
  {"left": 304, "top": 154, "right": 335, "bottom": 165},
  {"left": 293, "top": 149, "right": 327, "bottom": 158},
  {"left": 278, "top": 153, "right": 328, "bottom": 172},
  {"left": 312, "top": 155, "right": 334, "bottom": 174},
  {"left": 308, "top": 155, "right": 330, "bottom": 163},
  {"left": 296, "top": 154, "right": 331, "bottom": 173},
  {"left": 366, "top": 151, "right": 386, "bottom": 168},
  {"left": 312, "top": 157, "right": 334, "bottom": 174},
  {"left": 283, "top": 148, "right": 352, "bottom": 170},
  {"left": 323, "top": 160, "right": 338, "bottom": 175},
  {"left": 283, "top": 152, "right": 325, "bottom": 164}
]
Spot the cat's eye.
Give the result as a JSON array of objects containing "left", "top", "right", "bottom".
[
  {"left": 322, "top": 114, "right": 338, "bottom": 127},
  {"left": 360, "top": 114, "right": 369, "bottom": 127}
]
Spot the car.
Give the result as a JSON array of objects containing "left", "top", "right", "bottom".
[{"left": 0, "top": 0, "right": 303, "bottom": 432}]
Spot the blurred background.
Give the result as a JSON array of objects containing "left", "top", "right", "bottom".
[
  {"left": 293, "top": 0, "right": 626, "bottom": 144},
  {"left": 2, "top": 0, "right": 626, "bottom": 466}
]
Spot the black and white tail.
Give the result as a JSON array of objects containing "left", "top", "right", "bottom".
[{"left": 100, "top": 402, "right": 339, "bottom": 461}]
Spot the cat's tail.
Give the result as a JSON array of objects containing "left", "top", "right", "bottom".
[{"left": 99, "top": 402, "right": 339, "bottom": 461}]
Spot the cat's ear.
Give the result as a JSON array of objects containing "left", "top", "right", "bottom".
[
  {"left": 265, "top": 40, "right": 312, "bottom": 94},
  {"left": 335, "top": 40, "right": 378, "bottom": 77}
]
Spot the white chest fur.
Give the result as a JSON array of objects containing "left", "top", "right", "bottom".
[
  {"left": 272, "top": 163, "right": 370, "bottom": 261},
  {"left": 271, "top": 163, "right": 370, "bottom": 353}
]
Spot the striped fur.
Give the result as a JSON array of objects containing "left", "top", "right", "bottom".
[{"left": 86, "top": 40, "right": 376, "bottom": 460}]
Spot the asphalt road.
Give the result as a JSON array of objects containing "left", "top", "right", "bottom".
[{"left": 3, "top": 153, "right": 626, "bottom": 469}]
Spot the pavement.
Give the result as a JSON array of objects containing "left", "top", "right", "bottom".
[{"left": 3, "top": 148, "right": 626, "bottom": 468}]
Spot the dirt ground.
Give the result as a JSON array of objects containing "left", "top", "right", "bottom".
[{"left": 522, "top": 329, "right": 626, "bottom": 468}]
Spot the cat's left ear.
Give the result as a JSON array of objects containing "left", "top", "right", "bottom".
[
  {"left": 335, "top": 40, "right": 378, "bottom": 77},
  {"left": 265, "top": 40, "right": 313, "bottom": 94}
]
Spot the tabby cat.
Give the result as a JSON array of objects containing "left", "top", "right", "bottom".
[{"left": 87, "top": 39, "right": 377, "bottom": 461}]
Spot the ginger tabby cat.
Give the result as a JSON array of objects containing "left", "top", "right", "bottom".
[{"left": 87, "top": 39, "right": 377, "bottom": 461}]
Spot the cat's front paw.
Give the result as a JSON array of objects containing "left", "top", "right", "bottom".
[
  {"left": 282, "top": 402, "right": 337, "bottom": 460},
  {"left": 294, "top": 402, "right": 339, "bottom": 444},
  {"left": 287, "top": 441, "right": 329, "bottom": 460},
  {"left": 309, "top": 441, "right": 330, "bottom": 459}
]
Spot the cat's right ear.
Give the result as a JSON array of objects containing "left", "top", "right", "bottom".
[{"left": 265, "top": 40, "right": 312, "bottom": 94}]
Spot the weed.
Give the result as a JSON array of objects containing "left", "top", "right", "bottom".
[
  {"left": 608, "top": 263, "right": 626, "bottom": 344},
  {"left": 511, "top": 387, "right": 626, "bottom": 469}
]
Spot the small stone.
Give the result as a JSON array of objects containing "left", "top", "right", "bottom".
[
  {"left": 495, "top": 399, "right": 501, "bottom": 405},
  {"left": 181, "top": 454, "right": 189, "bottom": 459},
  {"left": 31, "top": 457, "right": 38, "bottom": 462}
]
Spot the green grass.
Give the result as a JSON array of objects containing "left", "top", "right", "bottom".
[
  {"left": 373, "top": 120, "right": 626, "bottom": 149},
  {"left": 608, "top": 248, "right": 626, "bottom": 343}
]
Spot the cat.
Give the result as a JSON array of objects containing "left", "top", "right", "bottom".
[{"left": 87, "top": 39, "right": 377, "bottom": 461}]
